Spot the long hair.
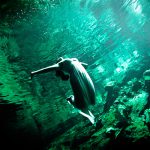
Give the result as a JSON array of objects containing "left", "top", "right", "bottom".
[{"left": 55, "top": 57, "right": 70, "bottom": 80}]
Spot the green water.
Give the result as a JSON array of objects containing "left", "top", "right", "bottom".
[{"left": 0, "top": 0, "right": 150, "bottom": 149}]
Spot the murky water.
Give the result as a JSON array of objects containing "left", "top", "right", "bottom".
[{"left": 0, "top": 0, "right": 150, "bottom": 149}]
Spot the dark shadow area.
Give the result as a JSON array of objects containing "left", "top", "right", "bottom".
[
  {"left": 0, "top": 101, "right": 44, "bottom": 150},
  {"left": 105, "top": 135, "right": 150, "bottom": 150}
]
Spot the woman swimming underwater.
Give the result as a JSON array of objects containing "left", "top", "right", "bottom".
[{"left": 31, "top": 57, "right": 96, "bottom": 124}]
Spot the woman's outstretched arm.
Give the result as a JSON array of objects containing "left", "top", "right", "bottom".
[{"left": 31, "top": 64, "right": 59, "bottom": 77}]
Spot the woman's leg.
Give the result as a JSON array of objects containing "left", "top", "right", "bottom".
[
  {"left": 66, "top": 96, "right": 95, "bottom": 125},
  {"left": 66, "top": 95, "right": 75, "bottom": 105},
  {"left": 79, "top": 108, "right": 95, "bottom": 124}
]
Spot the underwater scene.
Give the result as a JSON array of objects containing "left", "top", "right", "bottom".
[{"left": 0, "top": 0, "right": 150, "bottom": 149}]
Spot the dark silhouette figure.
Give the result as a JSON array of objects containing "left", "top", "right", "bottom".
[{"left": 31, "top": 57, "right": 96, "bottom": 124}]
